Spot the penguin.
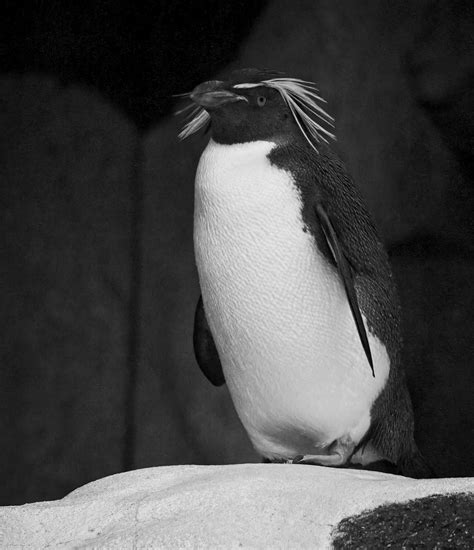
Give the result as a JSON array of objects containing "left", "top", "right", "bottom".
[{"left": 179, "top": 68, "right": 432, "bottom": 478}]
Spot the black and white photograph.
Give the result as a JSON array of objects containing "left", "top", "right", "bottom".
[{"left": 1, "top": 0, "right": 473, "bottom": 547}]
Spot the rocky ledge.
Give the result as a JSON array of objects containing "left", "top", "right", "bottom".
[{"left": 1, "top": 464, "right": 472, "bottom": 548}]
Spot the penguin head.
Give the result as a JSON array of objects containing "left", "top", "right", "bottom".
[{"left": 178, "top": 68, "right": 335, "bottom": 151}]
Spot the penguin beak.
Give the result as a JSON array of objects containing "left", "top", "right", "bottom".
[{"left": 190, "top": 80, "right": 247, "bottom": 109}]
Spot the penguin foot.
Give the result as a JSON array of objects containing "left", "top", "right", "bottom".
[
  {"left": 292, "top": 453, "right": 346, "bottom": 466},
  {"left": 291, "top": 437, "right": 355, "bottom": 467}
]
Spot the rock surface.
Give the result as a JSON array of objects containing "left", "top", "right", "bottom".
[{"left": 1, "top": 464, "right": 472, "bottom": 549}]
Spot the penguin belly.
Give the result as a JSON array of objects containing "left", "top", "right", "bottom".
[{"left": 194, "top": 139, "right": 390, "bottom": 461}]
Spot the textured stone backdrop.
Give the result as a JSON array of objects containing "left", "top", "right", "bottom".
[{"left": 1, "top": 75, "right": 138, "bottom": 502}]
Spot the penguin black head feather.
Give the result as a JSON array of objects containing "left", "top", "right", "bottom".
[{"left": 177, "top": 68, "right": 335, "bottom": 152}]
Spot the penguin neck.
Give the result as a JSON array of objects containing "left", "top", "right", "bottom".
[{"left": 201, "top": 138, "right": 279, "bottom": 172}]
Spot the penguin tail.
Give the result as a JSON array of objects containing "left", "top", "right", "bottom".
[{"left": 398, "top": 446, "right": 436, "bottom": 479}]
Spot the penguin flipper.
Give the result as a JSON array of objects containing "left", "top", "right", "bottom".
[
  {"left": 193, "top": 295, "right": 226, "bottom": 386},
  {"left": 315, "top": 204, "right": 374, "bottom": 377}
]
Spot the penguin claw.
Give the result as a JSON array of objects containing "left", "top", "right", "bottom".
[
  {"left": 290, "top": 437, "right": 355, "bottom": 467},
  {"left": 292, "top": 453, "right": 346, "bottom": 466},
  {"left": 293, "top": 453, "right": 346, "bottom": 466}
]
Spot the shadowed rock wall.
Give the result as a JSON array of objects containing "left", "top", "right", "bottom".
[{"left": 0, "top": 75, "right": 138, "bottom": 503}]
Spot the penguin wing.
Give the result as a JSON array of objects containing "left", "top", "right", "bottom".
[
  {"left": 315, "top": 203, "right": 375, "bottom": 377},
  {"left": 193, "top": 295, "right": 226, "bottom": 386}
]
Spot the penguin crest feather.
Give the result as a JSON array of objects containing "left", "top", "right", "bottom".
[{"left": 178, "top": 75, "right": 335, "bottom": 151}]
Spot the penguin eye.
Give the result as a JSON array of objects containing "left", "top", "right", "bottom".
[{"left": 257, "top": 96, "right": 267, "bottom": 107}]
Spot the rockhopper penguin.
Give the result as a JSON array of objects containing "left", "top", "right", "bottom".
[{"left": 179, "top": 68, "right": 432, "bottom": 478}]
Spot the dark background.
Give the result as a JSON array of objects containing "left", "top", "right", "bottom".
[{"left": 1, "top": 0, "right": 473, "bottom": 505}]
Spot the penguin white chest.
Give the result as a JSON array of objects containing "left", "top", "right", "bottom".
[{"left": 194, "top": 139, "right": 389, "bottom": 460}]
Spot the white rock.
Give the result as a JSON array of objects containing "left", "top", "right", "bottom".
[{"left": 1, "top": 464, "right": 472, "bottom": 549}]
